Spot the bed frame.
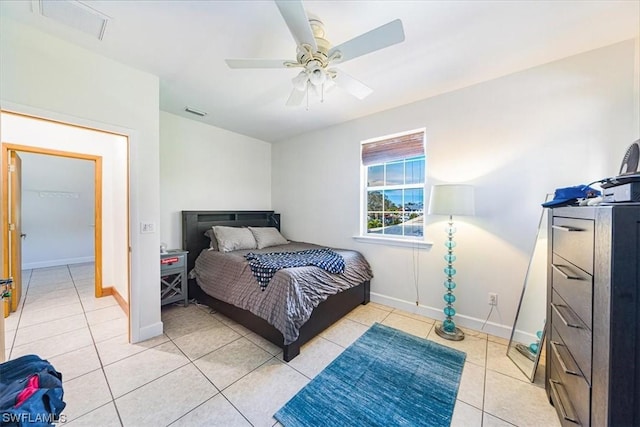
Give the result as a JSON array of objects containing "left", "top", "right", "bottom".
[{"left": 181, "top": 210, "right": 370, "bottom": 361}]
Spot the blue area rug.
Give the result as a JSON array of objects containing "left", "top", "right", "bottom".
[{"left": 275, "top": 323, "right": 466, "bottom": 427}]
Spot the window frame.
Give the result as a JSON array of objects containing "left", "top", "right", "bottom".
[{"left": 359, "top": 128, "right": 429, "bottom": 245}]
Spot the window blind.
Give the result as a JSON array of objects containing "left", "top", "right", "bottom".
[{"left": 361, "top": 131, "right": 425, "bottom": 166}]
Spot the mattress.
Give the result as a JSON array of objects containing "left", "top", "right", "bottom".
[{"left": 192, "top": 242, "right": 373, "bottom": 344}]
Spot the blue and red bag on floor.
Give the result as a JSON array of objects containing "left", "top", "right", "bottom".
[{"left": 0, "top": 355, "right": 65, "bottom": 426}]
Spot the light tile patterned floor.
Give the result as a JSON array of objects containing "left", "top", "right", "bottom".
[{"left": 4, "top": 265, "right": 560, "bottom": 426}]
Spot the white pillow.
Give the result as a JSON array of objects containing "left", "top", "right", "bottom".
[
  {"left": 204, "top": 228, "right": 219, "bottom": 251},
  {"left": 249, "top": 227, "right": 289, "bottom": 249},
  {"left": 212, "top": 226, "right": 257, "bottom": 252}
]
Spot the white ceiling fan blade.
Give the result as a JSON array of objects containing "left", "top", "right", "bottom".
[
  {"left": 333, "top": 70, "right": 373, "bottom": 100},
  {"left": 329, "top": 19, "right": 405, "bottom": 64},
  {"left": 286, "top": 88, "right": 306, "bottom": 106},
  {"left": 225, "top": 59, "right": 291, "bottom": 69},
  {"left": 275, "top": 0, "right": 317, "bottom": 51}
]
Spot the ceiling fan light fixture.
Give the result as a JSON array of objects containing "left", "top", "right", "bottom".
[{"left": 308, "top": 66, "right": 326, "bottom": 86}]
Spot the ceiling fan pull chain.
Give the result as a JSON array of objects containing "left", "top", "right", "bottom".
[{"left": 306, "top": 82, "right": 309, "bottom": 111}]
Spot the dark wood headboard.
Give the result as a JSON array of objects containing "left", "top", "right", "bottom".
[{"left": 181, "top": 210, "right": 281, "bottom": 272}]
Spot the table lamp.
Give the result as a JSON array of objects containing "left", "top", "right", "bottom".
[{"left": 428, "top": 184, "right": 475, "bottom": 341}]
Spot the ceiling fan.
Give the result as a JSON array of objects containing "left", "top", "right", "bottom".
[{"left": 225, "top": 0, "right": 405, "bottom": 107}]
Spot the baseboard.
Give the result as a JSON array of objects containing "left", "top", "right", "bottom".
[
  {"left": 23, "top": 256, "right": 95, "bottom": 270},
  {"left": 102, "top": 286, "right": 128, "bottom": 315},
  {"left": 370, "top": 292, "right": 513, "bottom": 339},
  {"left": 136, "top": 321, "right": 164, "bottom": 343}
]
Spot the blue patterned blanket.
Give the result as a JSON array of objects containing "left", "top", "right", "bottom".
[{"left": 245, "top": 248, "right": 345, "bottom": 290}]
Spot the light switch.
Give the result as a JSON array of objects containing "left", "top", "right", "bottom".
[{"left": 140, "top": 222, "right": 156, "bottom": 233}]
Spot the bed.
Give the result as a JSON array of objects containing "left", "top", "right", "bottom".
[{"left": 182, "top": 210, "right": 372, "bottom": 361}]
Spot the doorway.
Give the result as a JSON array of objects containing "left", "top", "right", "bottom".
[{"left": 0, "top": 111, "right": 131, "bottom": 362}]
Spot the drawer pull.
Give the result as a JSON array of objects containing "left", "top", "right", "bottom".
[
  {"left": 552, "top": 224, "right": 583, "bottom": 232},
  {"left": 551, "top": 303, "right": 582, "bottom": 329},
  {"left": 550, "top": 380, "right": 580, "bottom": 424},
  {"left": 551, "top": 264, "right": 583, "bottom": 280},
  {"left": 550, "top": 341, "right": 579, "bottom": 376}
]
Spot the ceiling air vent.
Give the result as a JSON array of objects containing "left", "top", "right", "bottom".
[
  {"left": 33, "top": 0, "right": 109, "bottom": 40},
  {"left": 184, "top": 107, "right": 208, "bottom": 117}
]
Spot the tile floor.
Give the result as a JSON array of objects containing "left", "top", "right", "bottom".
[{"left": 3, "top": 264, "right": 560, "bottom": 426}]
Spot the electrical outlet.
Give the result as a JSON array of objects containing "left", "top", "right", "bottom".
[{"left": 488, "top": 292, "right": 498, "bottom": 306}]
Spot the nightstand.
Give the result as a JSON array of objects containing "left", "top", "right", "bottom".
[{"left": 160, "top": 250, "right": 189, "bottom": 307}]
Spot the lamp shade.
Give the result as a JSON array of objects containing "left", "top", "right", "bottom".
[{"left": 428, "top": 184, "right": 475, "bottom": 216}]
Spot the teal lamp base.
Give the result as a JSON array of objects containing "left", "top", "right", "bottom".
[
  {"left": 437, "top": 215, "right": 465, "bottom": 341},
  {"left": 435, "top": 323, "right": 465, "bottom": 341},
  {"left": 515, "top": 343, "right": 536, "bottom": 361}
]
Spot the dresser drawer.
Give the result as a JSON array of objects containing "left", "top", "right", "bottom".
[
  {"left": 551, "top": 290, "right": 592, "bottom": 384},
  {"left": 550, "top": 364, "right": 585, "bottom": 426},
  {"left": 552, "top": 254, "right": 593, "bottom": 330},
  {"left": 552, "top": 217, "right": 594, "bottom": 274},
  {"left": 550, "top": 326, "right": 590, "bottom": 427}
]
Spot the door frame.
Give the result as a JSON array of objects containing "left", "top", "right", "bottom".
[
  {"left": 7, "top": 151, "right": 22, "bottom": 312},
  {"left": 1, "top": 143, "right": 104, "bottom": 298}
]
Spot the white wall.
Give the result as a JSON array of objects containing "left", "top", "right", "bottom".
[
  {"left": 272, "top": 40, "right": 639, "bottom": 338},
  {"left": 160, "top": 112, "right": 271, "bottom": 249},
  {"left": 20, "top": 153, "right": 95, "bottom": 269},
  {"left": 0, "top": 18, "right": 161, "bottom": 341}
]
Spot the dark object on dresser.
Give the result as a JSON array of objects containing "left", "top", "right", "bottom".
[
  {"left": 546, "top": 206, "right": 639, "bottom": 427},
  {"left": 181, "top": 210, "right": 370, "bottom": 361}
]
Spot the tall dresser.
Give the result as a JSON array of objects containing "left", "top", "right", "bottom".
[{"left": 546, "top": 205, "right": 640, "bottom": 427}]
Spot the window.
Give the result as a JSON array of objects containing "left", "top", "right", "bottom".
[{"left": 361, "top": 129, "right": 426, "bottom": 239}]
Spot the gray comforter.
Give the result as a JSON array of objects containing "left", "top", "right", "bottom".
[{"left": 193, "top": 242, "right": 373, "bottom": 344}]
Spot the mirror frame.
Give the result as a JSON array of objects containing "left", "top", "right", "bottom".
[{"left": 506, "top": 197, "right": 551, "bottom": 382}]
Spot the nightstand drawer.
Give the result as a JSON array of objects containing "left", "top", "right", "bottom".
[
  {"left": 161, "top": 254, "right": 185, "bottom": 270},
  {"left": 552, "top": 217, "right": 594, "bottom": 274},
  {"left": 552, "top": 254, "right": 593, "bottom": 330},
  {"left": 551, "top": 290, "right": 591, "bottom": 384}
]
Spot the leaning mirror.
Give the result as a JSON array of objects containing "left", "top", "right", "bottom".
[{"left": 507, "top": 199, "right": 550, "bottom": 382}]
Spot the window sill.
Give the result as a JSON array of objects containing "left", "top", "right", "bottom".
[{"left": 352, "top": 235, "right": 433, "bottom": 249}]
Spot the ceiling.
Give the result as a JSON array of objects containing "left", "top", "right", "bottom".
[{"left": 1, "top": 0, "right": 639, "bottom": 142}]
